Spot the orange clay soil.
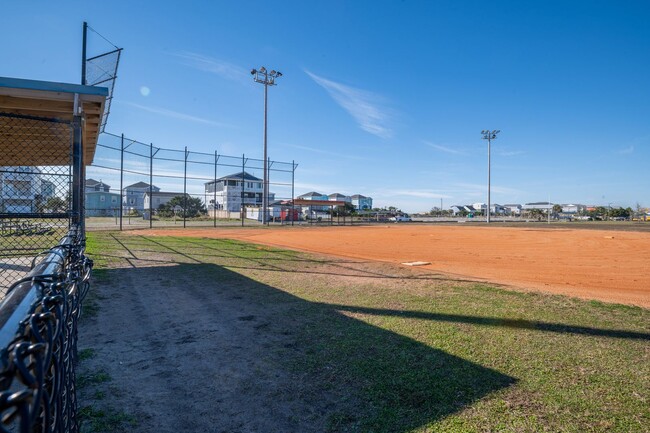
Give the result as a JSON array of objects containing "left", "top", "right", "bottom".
[{"left": 137, "top": 225, "right": 650, "bottom": 308}]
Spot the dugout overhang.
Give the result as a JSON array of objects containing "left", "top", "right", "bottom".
[{"left": 0, "top": 76, "right": 108, "bottom": 166}]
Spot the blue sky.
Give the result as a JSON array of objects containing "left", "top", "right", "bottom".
[{"left": 3, "top": 0, "right": 649, "bottom": 212}]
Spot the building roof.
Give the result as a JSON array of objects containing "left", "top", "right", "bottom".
[
  {"left": 328, "top": 193, "right": 349, "bottom": 199},
  {"left": 298, "top": 191, "right": 325, "bottom": 198},
  {"left": 86, "top": 178, "right": 110, "bottom": 189},
  {"left": 204, "top": 172, "right": 262, "bottom": 184},
  {"left": 525, "top": 202, "right": 552, "bottom": 206},
  {"left": 351, "top": 194, "right": 368, "bottom": 199},
  {"left": 125, "top": 181, "right": 156, "bottom": 189},
  {"left": 0, "top": 76, "right": 108, "bottom": 166},
  {"left": 503, "top": 204, "right": 522, "bottom": 207}
]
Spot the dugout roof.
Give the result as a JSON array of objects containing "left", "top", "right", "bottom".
[{"left": 0, "top": 76, "right": 108, "bottom": 166}]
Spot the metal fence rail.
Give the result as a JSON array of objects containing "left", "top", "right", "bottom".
[{"left": 0, "top": 228, "right": 91, "bottom": 432}]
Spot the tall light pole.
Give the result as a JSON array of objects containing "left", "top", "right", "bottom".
[
  {"left": 481, "top": 130, "right": 500, "bottom": 224},
  {"left": 251, "top": 67, "right": 282, "bottom": 225}
]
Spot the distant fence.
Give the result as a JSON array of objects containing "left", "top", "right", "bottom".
[{"left": 86, "top": 132, "right": 298, "bottom": 230}]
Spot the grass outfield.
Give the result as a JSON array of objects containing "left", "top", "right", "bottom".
[{"left": 84, "top": 232, "right": 649, "bottom": 432}]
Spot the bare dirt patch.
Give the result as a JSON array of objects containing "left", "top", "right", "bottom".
[{"left": 136, "top": 225, "right": 650, "bottom": 308}]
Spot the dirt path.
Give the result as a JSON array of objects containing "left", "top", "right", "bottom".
[
  {"left": 80, "top": 261, "right": 341, "bottom": 432},
  {"left": 137, "top": 225, "right": 650, "bottom": 308}
]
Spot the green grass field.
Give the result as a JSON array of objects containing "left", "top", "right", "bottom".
[{"left": 84, "top": 232, "right": 649, "bottom": 432}]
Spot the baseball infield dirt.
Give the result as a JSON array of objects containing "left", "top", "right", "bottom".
[{"left": 136, "top": 225, "right": 650, "bottom": 308}]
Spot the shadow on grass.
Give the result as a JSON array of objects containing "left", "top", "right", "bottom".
[
  {"left": 88, "top": 262, "right": 516, "bottom": 432},
  {"left": 326, "top": 304, "right": 650, "bottom": 341}
]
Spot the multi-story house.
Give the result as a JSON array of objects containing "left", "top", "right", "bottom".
[
  {"left": 351, "top": 194, "right": 373, "bottom": 211},
  {"left": 204, "top": 172, "right": 274, "bottom": 212},
  {"left": 0, "top": 166, "right": 56, "bottom": 213},
  {"left": 85, "top": 179, "right": 120, "bottom": 216},
  {"left": 85, "top": 178, "right": 110, "bottom": 193},
  {"left": 328, "top": 193, "right": 351, "bottom": 204},
  {"left": 123, "top": 182, "right": 160, "bottom": 214}
]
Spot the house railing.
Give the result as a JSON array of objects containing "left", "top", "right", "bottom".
[{"left": 0, "top": 227, "right": 92, "bottom": 432}]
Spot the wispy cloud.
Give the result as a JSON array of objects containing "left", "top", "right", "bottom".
[
  {"left": 422, "top": 140, "right": 466, "bottom": 155},
  {"left": 171, "top": 51, "right": 249, "bottom": 84},
  {"left": 305, "top": 70, "right": 392, "bottom": 139},
  {"left": 119, "top": 101, "right": 235, "bottom": 128},
  {"left": 618, "top": 145, "right": 634, "bottom": 155}
]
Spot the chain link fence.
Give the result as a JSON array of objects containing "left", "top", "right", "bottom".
[
  {"left": 0, "top": 114, "right": 73, "bottom": 294},
  {"left": 86, "top": 132, "right": 298, "bottom": 230},
  {"left": 0, "top": 111, "right": 91, "bottom": 432}
]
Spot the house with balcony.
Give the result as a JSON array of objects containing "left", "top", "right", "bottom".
[
  {"left": 0, "top": 166, "right": 56, "bottom": 213},
  {"left": 123, "top": 181, "right": 160, "bottom": 214},
  {"left": 204, "top": 172, "right": 274, "bottom": 213},
  {"left": 351, "top": 194, "right": 372, "bottom": 211}
]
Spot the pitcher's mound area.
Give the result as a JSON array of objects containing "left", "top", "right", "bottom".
[{"left": 137, "top": 225, "right": 650, "bottom": 308}]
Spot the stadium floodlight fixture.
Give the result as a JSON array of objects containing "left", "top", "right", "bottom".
[
  {"left": 252, "top": 66, "right": 283, "bottom": 225},
  {"left": 481, "top": 129, "right": 500, "bottom": 224}
]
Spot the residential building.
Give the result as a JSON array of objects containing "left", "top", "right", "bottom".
[
  {"left": 490, "top": 203, "right": 506, "bottom": 215},
  {"left": 144, "top": 191, "right": 188, "bottom": 213},
  {"left": 297, "top": 192, "right": 329, "bottom": 211},
  {"left": 503, "top": 204, "right": 522, "bottom": 215},
  {"left": 351, "top": 194, "right": 373, "bottom": 211},
  {"left": 472, "top": 203, "right": 487, "bottom": 214},
  {"left": 328, "top": 193, "right": 351, "bottom": 204},
  {"left": 86, "top": 192, "right": 120, "bottom": 216},
  {"left": 85, "top": 178, "right": 110, "bottom": 193},
  {"left": 451, "top": 205, "right": 477, "bottom": 215},
  {"left": 522, "top": 202, "right": 554, "bottom": 212},
  {"left": 561, "top": 204, "right": 586, "bottom": 214},
  {"left": 123, "top": 181, "right": 160, "bottom": 213},
  {"left": 204, "top": 172, "right": 274, "bottom": 212},
  {"left": 0, "top": 166, "right": 56, "bottom": 213}
]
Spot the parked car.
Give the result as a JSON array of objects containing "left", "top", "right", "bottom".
[{"left": 389, "top": 214, "right": 411, "bottom": 222}]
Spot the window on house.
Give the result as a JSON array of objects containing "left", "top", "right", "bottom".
[
  {"left": 100, "top": 195, "right": 105, "bottom": 202},
  {"left": 111, "top": 196, "right": 117, "bottom": 203}
]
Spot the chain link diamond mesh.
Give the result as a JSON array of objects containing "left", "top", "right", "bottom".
[{"left": 0, "top": 113, "right": 72, "bottom": 295}]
